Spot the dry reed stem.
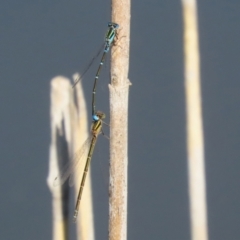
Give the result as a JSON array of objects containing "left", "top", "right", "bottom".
[
  {"left": 73, "top": 74, "right": 95, "bottom": 240},
  {"left": 181, "top": 0, "right": 209, "bottom": 239},
  {"left": 109, "top": 0, "right": 131, "bottom": 239},
  {"left": 47, "top": 76, "right": 94, "bottom": 240}
]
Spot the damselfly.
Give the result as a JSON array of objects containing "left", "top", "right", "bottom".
[
  {"left": 72, "top": 22, "right": 119, "bottom": 116},
  {"left": 91, "top": 22, "right": 119, "bottom": 116},
  {"left": 54, "top": 111, "right": 106, "bottom": 222}
]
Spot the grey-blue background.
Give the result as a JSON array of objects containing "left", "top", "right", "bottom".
[{"left": 1, "top": 1, "right": 240, "bottom": 239}]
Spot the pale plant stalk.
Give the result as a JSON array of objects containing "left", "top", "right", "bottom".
[
  {"left": 108, "top": 1, "right": 131, "bottom": 240},
  {"left": 47, "top": 77, "right": 74, "bottom": 240},
  {"left": 73, "top": 74, "right": 95, "bottom": 240},
  {"left": 47, "top": 76, "right": 94, "bottom": 240},
  {"left": 181, "top": 0, "right": 208, "bottom": 239}
]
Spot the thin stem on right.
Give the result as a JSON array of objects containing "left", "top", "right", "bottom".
[{"left": 181, "top": 0, "right": 208, "bottom": 239}]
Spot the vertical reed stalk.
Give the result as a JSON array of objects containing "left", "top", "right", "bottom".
[
  {"left": 47, "top": 76, "right": 94, "bottom": 240},
  {"left": 109, "top": 1, "right": 131, "bottom": 239},
  {"left": 73, "top": 75, "right": 95, "bottom": 240},
  {"left": 181, "top": 1, "right": 208, "bottom": 239}
]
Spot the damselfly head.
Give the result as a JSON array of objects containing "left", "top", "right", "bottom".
[
  {"left": 108, "top": 22, "right": 119, "bottom": 29},
  {"left": 96, "top": 111, "right": 106, "bottom": 120}
]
